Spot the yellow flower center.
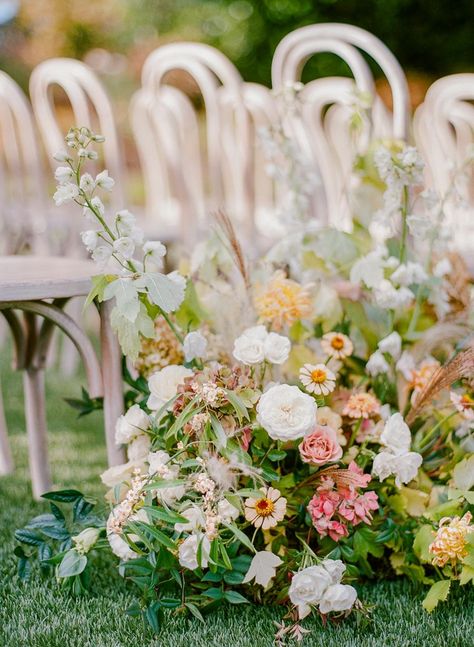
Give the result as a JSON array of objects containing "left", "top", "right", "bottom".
[
  {"left": 311, "top": 368, "right": 327, "bottom": 383},
  {"left": 331, "top": 336, "right": 344, "bottom": 350},
  {"left": 255, "top": 497, "right": 274, "bottom": 517},
  {"left": 460, "top": 394, "right": 474, "bottom": 409}
]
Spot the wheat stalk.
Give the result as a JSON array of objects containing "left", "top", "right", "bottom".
[
  {"left": 213, "top": 209, "right": 250, "bottom": 290},
  {"left": 406, "top": 344, "right": 474, "bottom": 425}
]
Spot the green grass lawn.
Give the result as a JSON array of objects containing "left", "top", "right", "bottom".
[{"left": 0, "top": 351, "right": 473, "bottom": 647}]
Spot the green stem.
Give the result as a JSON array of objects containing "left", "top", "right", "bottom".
[
  {"left": 399, "top": 185, "right": 409, "bottom": 263},
  {"left": 417, "top": 411, "right": 456, "bottom": 451},
  {"left": 158, "top": 307, "right": 184, "bottom": 344},
  {"left": 348, "top": 418, "right": 362, "bottom": 448}
]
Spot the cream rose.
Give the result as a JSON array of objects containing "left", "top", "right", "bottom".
[
  {"left": 263, "top": 332, "right": 291, "bottom": 365},
  {"left": 288, "top": 565, "right": 333, "bottom": 619},
  {"left": 233, "top": 325, "right": 267, "bottom": 365},
  {"left": 257, "top": 384, "right": 317, "bottom": 441},
  {"left": 178, "top": 533, "right": 210, "bottom": 570},
  {"left": 147, "top": 365, "right": 193, "bottom": 411},
  {"left": 115, "top": 404, "right": 150, "bottom": 445},
  {"left": 319, "top": 583, "right": 358, "bottom": 614}
]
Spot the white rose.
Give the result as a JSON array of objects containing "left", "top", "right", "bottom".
[
  {"left": 319, "top": 584, "right": 357, "bottom": 614},
  {"left": 113, "top": 236, "right": 135, "bottom": 260},
  {"left": 366, "top": 350, "right": 390, "bottom": 376},
  {"left": 217, "top": 498, "right": 240, "bottom": 522},
  {"left": 127, "top": 434, "right": 151, "bottom": 461},
  {"left": 321, "top": 559, "right": 346, "bottom": 584},
  {"left": 115, "top": 404, "right": 150, "bottom": 445},
  {"left": 147, "top": 365, "right": 193, "bottom": 411},
  {"left": 95, "top": 169, "right": 115, "bottom": 191},
  {"left": 100, "top": 459, "right": 144, "bottom": 488},
  {"left": 257, "top": 384, "right": 317, "bottom": 441},
  {"left": 178, "top": 533, "right": 210, "bottom": 570},
  {"left": 80, "top": 229, "right": 99, "bottom": 252},
  {"left": 380, "top": 413, "right": 411, "bottom": 454},
  {"left": 233, "top": 325, "right": 267, "bottom": 365},
  {"left": 378, "top": 331, "right": 402, "bottom": 359},
  {"left": 183, "top": 331, "right": 208, "bottom": 362},
  {"left": 53, "top": 182, "right": 79, "bottom": 206},
  {"left": 288, "top": 565, "right": 333, "bottom": 619},
  {"left": 72, "top": 527, "right": 100, "bottom": 554},
  {"left": 54, "top": 166, "right": 74, "bottom": 184},
  {"left": 174, "top": 506, "right": 206, "bottom": 533},
  {"left": 264, "top": 332, "right": 291, "bottom": 365}
]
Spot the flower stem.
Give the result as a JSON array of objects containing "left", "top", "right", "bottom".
[{"left": 399, "top": 185, "right": 409, "bottom": 263}]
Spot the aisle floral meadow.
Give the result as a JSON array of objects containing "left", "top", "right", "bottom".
[{"left": 14, "top": 123, "right": 474, "bottom": 642}]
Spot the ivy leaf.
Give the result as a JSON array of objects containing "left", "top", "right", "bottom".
[
  {"left": 104, "top": 278, "right": 140, "bottom": 322},
  {"left": 136, "top": 272, "right": 185, "bottom": 313},
  {"left": 422, "top": 580, "right": 451, "bottom": 612}
]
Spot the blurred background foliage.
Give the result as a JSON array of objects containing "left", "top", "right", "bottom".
[{"left": 0, "top": 0, "right": 472, "bottom": 102}]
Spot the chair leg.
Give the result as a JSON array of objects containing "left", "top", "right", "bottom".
[
  {"left": 59, "top": 299, "right": 82, "bottom": 376},
  {"left": 23, "top": 367, "right": 51, "bottom": 500},
  {"left": 0, "top": 385, "right": 13, "bottom": 475},
  {"left": 99, "top": 300, "right": 125, "bottom": 467}
]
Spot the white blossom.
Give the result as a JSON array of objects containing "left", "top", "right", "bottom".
[
  {"left": 319, "top": 584, "right": 357, "bottom": 614},
  {"left": 53, "top": 183, "right": 79, "bottom": 206},
  {"left": 115, "top": 404, "right": 150, "bottom": 445},
  {"left": 288, "top": 565, "right": 333, "bottom": 619},
  {"left": 79, "top": 173, "right": 95, "bottom": 192},
  {"left": 54, "top": 166, "right": 74, "bottom": 184},
  {"left": 256, "top": 384, "right": 317, "bottom": 441},
  {"left": 95, "top": 169, "right": 115, "bottom": 191},
  {"left": 396, "top": 350, "right": 416, "bottom": 380},
  {"left": 366, "top": 350, "right": 390, "bottom": 377},
  {"left": 391, "top": 262, "right": 427, "bottom": 286},
  {"left": 80, "top": 229, "right": 99, "bottom": 252},
  {"left": 92, "top": 245, "right": 112, "bottom": 267},
  {"left": 147, "top": 365, "right": 193, "bottom": 411},
  {"left": 143, "top": 241, "right": 167, "bottom": 268},
  {"left": 53, "top": 150, "right": 72, "bottom": 162},
  {"left": 178, "top": 533, "right": 210, "bottom": 570},
  {"left": 242, "top": 551, "right": 283, "bottom": 587},
  {"left": 183, "top": 331, "right": 208, "bottom": 362},
  {"left": 378, "top": 331, "right": 402, "bottom": 359}
]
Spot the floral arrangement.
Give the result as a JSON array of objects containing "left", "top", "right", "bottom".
[{"left": 14, "top": 125, "right": 474, "bottom": 641}]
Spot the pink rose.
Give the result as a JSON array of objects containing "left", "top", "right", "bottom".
[{"left": 299, "top": 425, "right": 343, "bottom": 466}]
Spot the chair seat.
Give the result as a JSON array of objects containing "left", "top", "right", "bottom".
[{"left": 0, "top": 256, "right": 97, "bottom": 301}]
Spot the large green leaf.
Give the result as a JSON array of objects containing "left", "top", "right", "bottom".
[
  {"left": 58, "top": 550, "right": 87, "bottom": 577},
  {"left": 110, "top": 302, "right": 154, "bottom": 360},
  {"left": 104, "top": 278, "right": 140, "bottom": 322},
  {"left": 137, "top": 272, "right": 185, "bottom": 313},
  {"left": 422, "top": 580, "right": 450, "bottom": 612}
]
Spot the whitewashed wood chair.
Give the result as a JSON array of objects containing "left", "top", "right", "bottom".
[
  {"left": 414, "top": 74, "right": 474, "bottom": 270},
  {"left": 271, "top": 24, "right": 410, "bottom": 229},
  {"left": 29, "top": 58, "right": 127, "bottom": 374},
  {"left": 0, "top": 71, "right": 49, "bottom": 255},
  {"left": 0, "top": 256, "right": 124, "bottom": 498},
  {"left": 137, "top": 42, "right": 253, "bottom": 242},
  {"left": 29, "top": 58, "right": 125, "bottom": 209}
]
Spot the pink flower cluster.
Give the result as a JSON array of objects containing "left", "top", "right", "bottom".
[{"left": 307, "top": 462, "right": 379, "bottom": 541}]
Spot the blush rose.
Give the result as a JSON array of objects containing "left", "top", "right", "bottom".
[{"left": 299, "top": 425, "right": 343, "bottom": 466}]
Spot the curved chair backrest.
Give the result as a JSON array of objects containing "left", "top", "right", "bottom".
[
  {"left": 0, "top": 72, "right": 47, "bottom": 253},
  {"left": 272, "top": 23, "right": 410, "bottom": 141},
  {"left": 414, "top": 74, "right": 474, "bottom": 194},
  {"left": 141, "top": 43, "right": 252, "bottom": 236},
  {"left": 29, "top": 58, "right": 125, "bottom": 207}
]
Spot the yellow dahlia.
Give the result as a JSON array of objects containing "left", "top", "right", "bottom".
[
  {"left": 254, "top": 270, "right": 313, "bottom": 331},
  {"left": 429, "top": 512, "right": 474, "bottom": 567}
]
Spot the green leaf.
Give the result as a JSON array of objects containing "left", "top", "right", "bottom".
[
  {"left": 142, "top": 479, "right": 186, "bottom": 492},
  {"left": 14, "top": 529, "right": 44, "bottom": 546},
  {"left": 144, "top": 602, "right": 162, "bottom": 634},
  {"left": 104, "top": 278, "right": 140, "bottom": 322},
  {"left": 136, "top": 272, "right": 185, "bottom": 313},
  {"left": 453, "top": 455, "right": 474, "bottom": 491},
  {"left": 140, "top": 506, "right": 187, "bottom": 525},
  {"left": 413, "top": 525, "right": 435, "bottom": 563},
  {"left": 210, "top": 415, "right": 227, "bottom": 449},
  {"left": 174, "top": 280, "right": 208, "bottom": 330},
  {"left": 127, "top": 520, "right": 176, "bottom": 550},
  {"left": 203, "top": 587, "right": 224, "bottom": 600},
  {"left": 184, "top": 602, "right": 205, "bottom": 622},
  {"left": 42, "top": 489, "right": 83, "bottom": 503},
  {"left": 110, "top": 301, "right": 154, "bottom": 360},
  {"left": 165, "top": 397, "right": 204, "bottom": 439},
  {"left": 224, "top": 590, "right": 249, "bottom": 604},
  {"left": 221, "top": 522, "right": 256, "bottom": 553},
  {"left": 224, "top": 390, "right": 249, "bottom": 423},
  {"left": 58, "top": 550, "right": 87, "bottom": 578},
  {"left": 422, "top": 580, "right": 451, "bottom": 612},
  {"left": 460, "top": 565, "right": 474, "bottom": 586},
  {"left": 84, "top": 274, "right": 113, "bottom": 307}
]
